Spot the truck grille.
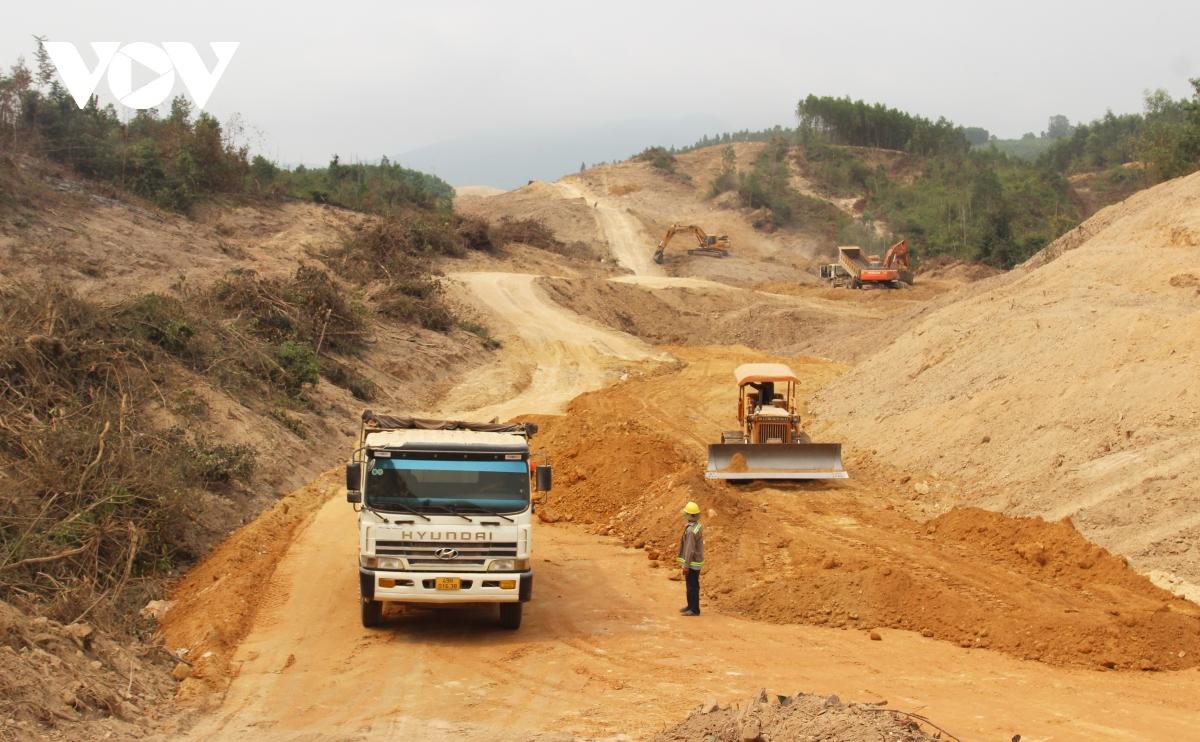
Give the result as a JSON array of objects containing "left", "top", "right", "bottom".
[
  {"left": 374, "top": 540, "right": 517, "bottom": 570},
  {"left": 757, "top": 421, "right": 790, "bottom": 444}
]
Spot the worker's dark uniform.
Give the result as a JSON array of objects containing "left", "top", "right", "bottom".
[
  {"left": 676, "top": 520, "right": 705, "bottom": 614},
  {"left": 750, "top": 381, "right": 775, "bottom": 409}
]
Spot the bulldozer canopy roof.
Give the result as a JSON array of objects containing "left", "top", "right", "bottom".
[{"left": 734, "top": 363, "right": 800, "bottom": 385}]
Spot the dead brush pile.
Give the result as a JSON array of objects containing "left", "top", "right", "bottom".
[
  {"left": 211, "top": 265, "right": 376, "bottom": 399},
  {"left": 489, "top": 216, "right": 597, "bottom": 261},
  {"left": 0, "top": 265, "right": 375, "bottom": 625},
  {"left": 322, "top": 212, "right": 494, "bottom": 331},
  {"left": 0, "top": 286, "right": 258, "bottom": 629}
]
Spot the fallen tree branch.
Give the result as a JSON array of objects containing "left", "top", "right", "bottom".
[{"left": 0, "top": 540, "right": 91, "bottom": 573}]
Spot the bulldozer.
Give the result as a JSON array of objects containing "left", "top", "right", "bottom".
[
  {"left": 652, "top": 224, "right": 730, "bottom": 264},
  {"left": 705, "top": 363, "right": 847, "bottom": 480}
]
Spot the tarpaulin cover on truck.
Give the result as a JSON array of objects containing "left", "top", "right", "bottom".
[{"left": 361, "top": 410, "right": 538, "bottom": 437}]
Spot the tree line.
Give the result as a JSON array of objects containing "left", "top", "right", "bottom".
[
  {"left": 0, "top": 38, "right": 452, "bottom": 215},
  {"left": 672, "top": 86, "right": 1200, "bottom": 268}
]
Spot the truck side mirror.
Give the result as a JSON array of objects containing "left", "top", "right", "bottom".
[
  {"left": 535, "top": 465, "right": 552, "bottom": 493},
  {"left": 346, "top": 462, "right": 362, "bottom": 503}
]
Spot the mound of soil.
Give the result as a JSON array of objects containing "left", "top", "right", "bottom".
[
  {"left": 533, "top": 347, "right": 1200, "bottom": 671},
  {"left": 653, "top": 690, "right": 941, "bottom": 742},
  {"left": 917, "top": 257, "right": 1002, "bottom": 282},
  {"left": 0, "top": 600, "right": 176, "bottom": 740},
  {"left": 811, "top": 170, "right": 1200, "bottom": 595},
  {"left": 453, "top": 180, "right": 602, "bottom": 249},
  {"left": 541, "top": 277, "right": 893, "bottom": 359}
]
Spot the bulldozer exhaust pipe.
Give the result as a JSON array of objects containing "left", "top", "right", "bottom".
[{"left": 705, "top": 443, "right": 848, "bottom": 480}]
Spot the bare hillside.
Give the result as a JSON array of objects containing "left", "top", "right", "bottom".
[{"left": 811, "top": 170, "right": 1200, "bottom": 596}]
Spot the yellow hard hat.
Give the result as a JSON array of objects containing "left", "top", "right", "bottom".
[{"left": 683, "top": 501, "right": 701, "bottom": 515}]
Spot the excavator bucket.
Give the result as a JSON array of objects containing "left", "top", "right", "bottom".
[{"left": 705, "top": 443, "right": 848, "bottom": 480}]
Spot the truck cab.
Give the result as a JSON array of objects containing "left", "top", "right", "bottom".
[
  {"left": 820, "top": 263, "right": 852, "bottom": 287},
  {"left": 345, "top": 411, "right": 550, "bottom": 630}
]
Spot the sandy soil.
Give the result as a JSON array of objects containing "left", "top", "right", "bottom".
[
  {"left": 454, "top": 185, "right": 507, "bottom": 198},
  {"left": 531, "top": 346, "right": 1200, "bottom": 672},
  {"left": 434, "top": 272, "right": 669, "bottom": 421},
  {"left": 812, "top": 170, "right": 1200, "bottom": 599}
]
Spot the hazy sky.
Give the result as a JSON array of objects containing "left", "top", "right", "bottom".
[{"left": 4, "top": 1, "right": 1198, "bottom": 181}]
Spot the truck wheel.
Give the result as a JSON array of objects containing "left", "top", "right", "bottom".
[
  {"left": 361, "top": 599, "right": 383, "bottom": 628},
  {"left": 499, "top": 602, "right": 523, "bottom": 630}
]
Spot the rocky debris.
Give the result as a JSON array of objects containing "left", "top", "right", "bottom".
[
  {"left": 653, "top": 691, "right": 943, "bottom": 741},
  {"left": 139, "top": 599, "right": 174, "bottom": 623},
  {"left": 0, "top": 599, "right": 176, "bottom": 739}
]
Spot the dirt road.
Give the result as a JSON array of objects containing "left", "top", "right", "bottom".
[
  {"left": 558, "top": 180, "right": 664, "bottom": 277},
  {"left": 180, "top": 508, "right": 1200, "bottom": 741},
  {"left": 435, "top": 271, "right": 668, "bottom": 421}
]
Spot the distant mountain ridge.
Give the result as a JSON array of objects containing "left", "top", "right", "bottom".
[{"left": 394, "top": 115, "right": 725, "bottom": 188}]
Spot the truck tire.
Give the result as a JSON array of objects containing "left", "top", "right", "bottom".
[
  {"left": 499, "top": 602, "right": 523, "bottom": 630},
  {"left": 361, "top": 599, "right": 383, "bottom": 628}
]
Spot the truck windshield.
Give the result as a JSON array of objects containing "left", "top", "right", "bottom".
[{"left": 365, "top": 458, "right": 530, "bottom": 515}]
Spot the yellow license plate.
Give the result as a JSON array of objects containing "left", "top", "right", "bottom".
[{"left": 435, "top": 577, "right": 461, "bottom": 591}]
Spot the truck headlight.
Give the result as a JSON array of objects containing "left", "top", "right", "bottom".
[
  {"left": 488, "top": 558, "right": 529, "bottom": 571},
  {"left": 361, "top": 556, "right": 405, "bottom": 570}
]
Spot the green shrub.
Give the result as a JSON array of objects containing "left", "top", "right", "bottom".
[
  {"left": 636, "top": 146, "right": 679, "bottom": 174},
  {"left": 269, "top": 409, "right": 308, "bottom": 439},
  {"left": 271, "top": 341, "right": 319, "bottom": 393},
  {"left": 457, "top": 319, "right": 503, "bottom": 350},
  {"left": 117, "top": 294, "right": 198, "bottom": 356},
  {"left": 378, "top": 294, "right": 454, "bottom": 332}
]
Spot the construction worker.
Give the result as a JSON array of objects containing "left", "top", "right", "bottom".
[
  {"left": 748, "top": 381, "right": 775, "bottom": 411},
  {"left": 677, "top": 501, "right": 704, "bottom": 616}
]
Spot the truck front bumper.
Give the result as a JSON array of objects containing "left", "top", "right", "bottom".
[{"left": 360, "top": 568, "right": 532, "bottom": 604}]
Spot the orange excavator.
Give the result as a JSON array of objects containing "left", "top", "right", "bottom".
[
  {"left": 883, "top": 239, "right": 910, "bottom": 270},
  {"left": 820, "top": 240, "right": 914, "bottom": 288},
  {"left": 652, "top": 224, "right": 731, "bottom": 264}
]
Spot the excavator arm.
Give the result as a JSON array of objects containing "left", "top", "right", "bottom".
[
  {"left": 883, "top": 239, "right": 910, "bottom": 270},
  {"left": 652, "top": 224, "right": 731, "bottom": 264}
]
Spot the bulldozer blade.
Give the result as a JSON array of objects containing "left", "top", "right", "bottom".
[{"left": 705, "top": 443, "right": 848, "bottom": 480}]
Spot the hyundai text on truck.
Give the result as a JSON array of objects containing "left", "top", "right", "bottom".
[{"left": 345, "top": 411, "right": 551, "bottom": 630}]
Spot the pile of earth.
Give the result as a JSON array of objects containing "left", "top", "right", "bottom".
[
  {"left": 0, "top": 600, "right": 177, "bottom": 740},
  {"left": 531, "top": 346, "right": 1200, "bottom": 670},
  {"left": 651, "top": 689, "right": 942, "bottom": 742}
]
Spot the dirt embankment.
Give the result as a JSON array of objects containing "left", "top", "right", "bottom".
[
  {"left": 541, "top": 274, "right": 991, "bottom": 364},
  {"left": 540, "top": 277, "right": 866, "bottom": 356},
  {"left": 654, "top": 690, "right": 941, "bottom": 742},
  {"left": 811, "top": 169, "right": 1200, "bottom": 597},
  {"left": 157, "top": 471, "right": 339, "bottom": 706},
  {"left": 0, "top": 163, "right": 497, "bottom": 737},
  {"left": 532, "top": 346, "right": 1200, "bottom": 671}
]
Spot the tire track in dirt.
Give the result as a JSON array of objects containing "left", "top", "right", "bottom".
[
  {"left": 435, "top": 271, "right": 670, "bottom": 421},
  {"left": 556, "top": 180, "right": 663, "bottom": 277}
]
